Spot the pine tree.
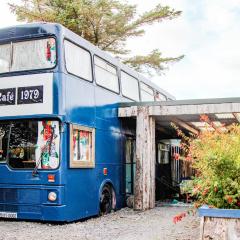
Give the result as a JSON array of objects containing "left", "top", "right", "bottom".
[{"left": 9, "top": 0, "right": 184, "bottom": 74}]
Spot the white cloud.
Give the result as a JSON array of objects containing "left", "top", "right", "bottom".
[
  {"left": 0, "top": 1, "right": 19, "bottom": 28},
  {"left": 0, "top": 0, "right": 240, "bottom": 100},
  {"left": 128, "top": 0, "right": 240, "bottom": 99}
]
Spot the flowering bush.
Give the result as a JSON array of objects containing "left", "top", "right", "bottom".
[{"left": 172, "top": 117, "right": 240, "bottom": 209}]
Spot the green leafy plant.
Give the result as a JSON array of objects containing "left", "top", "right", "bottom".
[{"left": 172, "top": 116, "right": 240, "bottom": 209}]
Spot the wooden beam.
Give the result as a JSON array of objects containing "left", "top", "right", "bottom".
[
  {"left": 150, "top": 103, "right": 240, "bottom": 116},
  {"left": 134, "top": 106, "right": 155, "bottom": 210},
  {"left": 171, "top": 117, "right": 199, "bottom": 135},
  {"left": 118, "top": 106, "right": 137, "bottom": 117},
  {"left": 233, "top": 113, "right": 240, "bottom": 123},
  {"left": 119, "top": 102, "right": 240, "bottom": 118}
]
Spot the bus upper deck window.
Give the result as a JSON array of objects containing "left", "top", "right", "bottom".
[
  {"left": 140, "top": 82, "right": 154, "bottom": 102},
  {"left": 121, "top": 71, "right": 140, "bottom": 101},
  {"left": 64, "top": 40, "right": 92, "bottom": 81},
  {"left": 0, "top": 44, "right": 11, "bottom": 73},
  {"left": 0, "top": 38, "right": 56, "bottom": 74}
]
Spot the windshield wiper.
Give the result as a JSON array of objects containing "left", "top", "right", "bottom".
[{"left": 32, "top": 152, "right": 43, "bottom": 177}]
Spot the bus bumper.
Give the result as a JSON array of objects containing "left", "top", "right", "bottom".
[
  {"left": 0, "top": 185, "right": 71, "bottom": 222},
  {"left": 0, "top": 204, "right": 68, "bottom": 221}
]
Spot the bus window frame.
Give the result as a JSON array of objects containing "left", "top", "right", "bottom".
[
  {"left": 93, "top": 54, "right": 120, "bottom": 95},
  {"left": 120, "top": 70, "right": 140, "bottom": 102},
  {"left": 69, "top": 124, "right": 95, "bottom": 169},
  {"left": 0, "top": 35, "right": 58, "bottom": 76},
  {"left": 0, "top": 118, "right": 61, "bottom": 171},
  {"left": 63, "top": 38, "right": 94, "bottom": 83},
  {"left": 139, "top": 81, "right": 155, "bottom": 102}
]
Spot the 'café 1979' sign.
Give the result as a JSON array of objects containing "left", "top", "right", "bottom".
[
  {"left": 0, "top": 86, "right": 43, "bottom": 106},
  {"left": 0, "top": 88, "right": 15, "bottom": 105}
]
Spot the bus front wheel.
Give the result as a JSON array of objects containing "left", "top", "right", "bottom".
[{"left": 100, "top": 184, "right": 116, "bottom": 215}]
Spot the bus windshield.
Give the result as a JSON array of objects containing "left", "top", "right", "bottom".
[
  {"left": 0, "top": 120, "right": 60, "bottom": 169},
  {"left": 0, "top": 38, "right": 56, "bottom": 73}
]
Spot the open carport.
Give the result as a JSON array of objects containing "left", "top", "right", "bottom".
[{"left": 118, "top": 97, "right": 240, "bottom": 211}]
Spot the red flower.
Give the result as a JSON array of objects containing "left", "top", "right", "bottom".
[
  {"left": 226, "top": 196, "right": 233, "bottom": 204},
  {"left": 193, "top": 185, "right": 201, "bottom": 194},
  {"left": 202, "top": 188, "right": 209, "bottom": 196},
  {"left": 185, "top": 154, "right": 192, "bottom": 161},
  {"left": 200, "top": 114, "right": 209, "bottom": 122},
  {"left": 174, "top": 153, "right": 180, "bottom": 160},
  {"left": 173, "top": 212, "right": 187, "bottom": 224}
]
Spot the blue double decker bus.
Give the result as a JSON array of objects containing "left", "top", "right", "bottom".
[{"left": 0, "top": 23, "right": 174, "bottom": 221}]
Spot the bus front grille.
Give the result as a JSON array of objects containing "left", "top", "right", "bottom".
[
  {"left": 0, "top": 204, "right": 18, "bottom": 212},
  {"left": 0, "top": 188, "right": 17, "bottom": 203},
  {"left": 0, "top": 188, "right": 42, "bottom": 204}
]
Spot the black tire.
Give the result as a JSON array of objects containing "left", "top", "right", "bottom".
[{"left": 100, "top": 184, "right": 116, "bottom": 215}]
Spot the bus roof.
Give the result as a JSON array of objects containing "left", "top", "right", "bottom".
[{"left": 0, "top": 22, "right": 175, "bottom": 100}]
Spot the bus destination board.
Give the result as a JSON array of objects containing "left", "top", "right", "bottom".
[{"left": 17, "top": 86, "right": 43, "bottom": 104}]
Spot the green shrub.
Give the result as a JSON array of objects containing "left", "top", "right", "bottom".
[{"left": 173, "top": 120, "right": 240, "bottom": 209}]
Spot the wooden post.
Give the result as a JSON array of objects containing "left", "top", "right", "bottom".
[{"left": 134, "top": 106, "right": 155, "bottom": 211}]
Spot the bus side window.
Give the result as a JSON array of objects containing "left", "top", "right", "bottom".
[
  {"left": 121, "top": 71, "right": 140, "bottom": 101},
  {"left": 140, "top": 82, "right": 154, "bottom": 101},
  {"left": 70, "top": 125, "right": 95, "bottom": 168},
  {"left": 64, "top": 40, "right": 92, "bottom": 82},
  {"left": 94, "top": 56, "right": 119, "bottom": 93}
]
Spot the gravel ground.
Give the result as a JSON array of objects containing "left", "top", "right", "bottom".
[{"left": 0, "top": 206, "right": 200, "bottom": 240}]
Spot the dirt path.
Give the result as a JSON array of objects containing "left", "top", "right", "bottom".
[{"left": 0, "top": 206, "right": 200, "bottom": 240}]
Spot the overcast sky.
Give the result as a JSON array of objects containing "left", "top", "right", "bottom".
[{"left": 1, "top": 0, "right": 240, "bottom": 100}]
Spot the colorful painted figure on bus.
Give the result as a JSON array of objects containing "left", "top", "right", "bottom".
[
  {"left": 73, "top": 129, "right": 91, "bottom": 162},
  {"left": 46, "top": 38, "right": 56, "bottom": 65},
  {"left": 37, "top": 121, "right": 59, "bottom": 169}
]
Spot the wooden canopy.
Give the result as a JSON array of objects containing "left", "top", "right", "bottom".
[{"left": 118, "top": 97, "right": 240, "bottom": 210}]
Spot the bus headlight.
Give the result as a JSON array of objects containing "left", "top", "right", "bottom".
[{"left": 48, "top": 192, "right": 57, "bottom": 202}]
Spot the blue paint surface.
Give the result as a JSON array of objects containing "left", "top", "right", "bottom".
[
  {"left": 198, "top": 206, "right": 240, "bottom": 219},
  {"left": 0, "top": 23, "right": 172, "bottom": 222}
]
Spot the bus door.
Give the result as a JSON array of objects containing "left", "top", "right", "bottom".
[{"left": 124, "top": 137, "right": 136, "bottom": 196}]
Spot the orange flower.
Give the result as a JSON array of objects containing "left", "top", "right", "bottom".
[
  {"left": 225, "top": 196, "right": 233, "bottom": 204},
  {"left": 194, "top": 202, "right": 200, "bottom": 208},
  {"left": 174, "top": 153, "right": 180, "bottom": 160},
  {"left": 202, "top": 188, "right": 209, "bottom": 196},
  {"left": 192, "top": 185, "right": 201, "bottom": 194},
  {"left": 185, "top": 154, "right": 192, "bottom": 161},
  {"left": 200, "top": 114, "right": 209, "bottom": 122},
  {"left": 173, "top": 212, "right": 187, "bottom": 224}
]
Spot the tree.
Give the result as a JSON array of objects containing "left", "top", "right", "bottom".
[{"left": 9, "top": 0, "right": 184, "bottom": 74}]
